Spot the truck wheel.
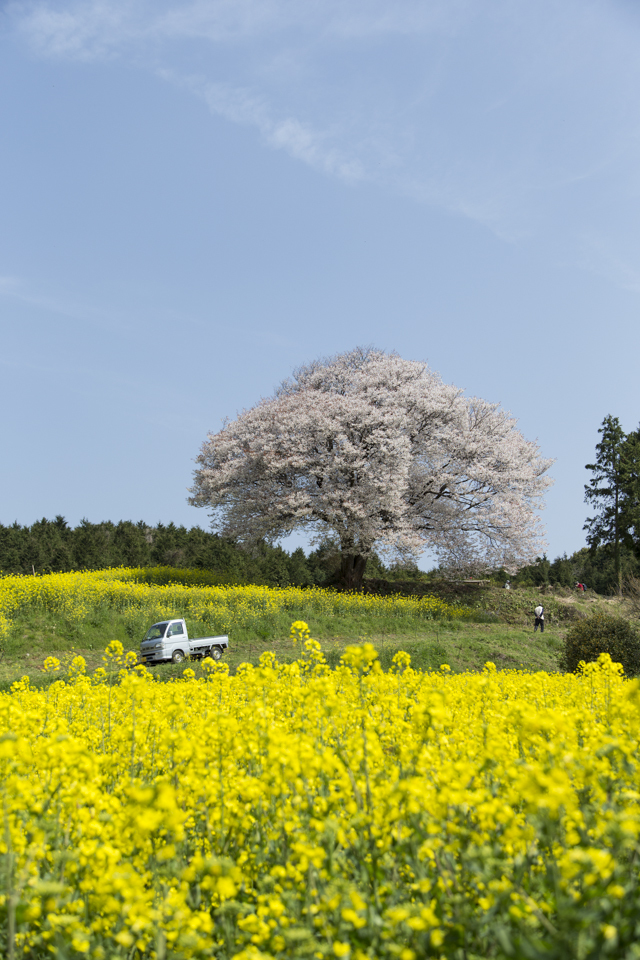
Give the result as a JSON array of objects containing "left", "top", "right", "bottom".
[
  {"left": 172, "top": 649, "right": 186, "bottom": 664},
  {"left": 211, "top": 647, "right": 223, "bottom": 661}
]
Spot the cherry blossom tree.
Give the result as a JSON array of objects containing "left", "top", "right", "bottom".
[{"left": 189, "top": 348, "right": 553, "bottom": 588}]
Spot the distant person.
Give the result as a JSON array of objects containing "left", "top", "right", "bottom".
[
  {"left": 534, "top": 603, "right": 544, "bottom": 632},
  {"left": 504, "top": 580, "right": 511, "bottom": 590}
]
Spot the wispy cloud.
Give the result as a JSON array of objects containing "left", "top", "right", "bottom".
[
  {"left": 578, "top": 233, "right": 640, "bottom": 294},
  {"left": 162, "top": 71, "right": 366, "bottom": 182},
  {"left": 0, "top": 274, "right": 298, "bottom": 356},
  {"left": 10, "top": 1, "right": 138, "bottom": 60},
  {"left": 0, "top": 274, "right": 134, "bottom": 331},
  {"left": 8, "top": 0, "right": 640, "bottom": 262},
  {"left": 11, "top": 0, "right": 473, "bottom": 55}
]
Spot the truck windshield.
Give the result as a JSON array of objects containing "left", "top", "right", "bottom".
[{"left": 145, "top": 622, "right": 168, "bottom": 641}]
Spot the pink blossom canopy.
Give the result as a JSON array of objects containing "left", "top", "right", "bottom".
[{"left": 189, "top": 348, "right": 553, "bottom": 575}]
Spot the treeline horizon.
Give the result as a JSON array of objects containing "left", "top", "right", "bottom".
[
  {"left": 0, "top": 516, "right": 636, "bottom": 595},
  {"left": 507, "top": 547, "right": 639, "bottom": 595},
  {"left": 0, "top": 516, "right": 407, "bottom": 588}
]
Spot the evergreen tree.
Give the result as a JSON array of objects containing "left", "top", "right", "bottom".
[
  {"left": 548, "top": 553, "right": 574, "bottom": 587},
  {"left": 623, "top": 425, "right": 640, "bottom": 556},
  {"left": 584, "top": 416, "right": 637, "bottom": 595},
  {"left": 288, "top": 548, "right": 313, "bottom": 587},
  {"left": 111, "top": 521, "right": 151, "bottom": 567},
  {"left": 514, "top": 554, "right": 550, "bottom": 587}
]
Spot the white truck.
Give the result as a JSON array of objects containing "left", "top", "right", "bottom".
[{"left": 139, "top": 618, "right": 229, "bottom": 665}]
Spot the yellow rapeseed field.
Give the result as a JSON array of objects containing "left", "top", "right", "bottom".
[
  {"left": 0, "top": 567, "right": 469, "bottom": 641},
  {"left": 1, "top": 623, "right": 639, "bottom": 959}
]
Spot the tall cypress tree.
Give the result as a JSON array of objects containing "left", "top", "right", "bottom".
[
  {"left": 623, "top": 425, "right": 640, "bottom": 557},
  {"left": 584, "top": 415, "right": 637, "bottom": 595}
]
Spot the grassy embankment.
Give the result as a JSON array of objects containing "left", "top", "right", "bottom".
[{"left": 0, "top": 566, "right": 620, "bottom": 689}]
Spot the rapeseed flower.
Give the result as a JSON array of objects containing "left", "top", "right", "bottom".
[{"left": 0, "top": 619, "right": 638, "bottom": 958}]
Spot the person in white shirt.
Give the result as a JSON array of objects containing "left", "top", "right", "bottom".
[{"left": 534, "top": 604, "right": 544, "bottom": 632}]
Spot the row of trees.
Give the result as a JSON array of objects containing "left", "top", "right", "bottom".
[
  {"left": 1, "top": 515, "right": 635, "bottom": 594},
  {"left": 0, "top": 516, "right": 400, "bottom": 587},
  {"left": 510, "top": 545, "right": 639, "bottom": 594}
]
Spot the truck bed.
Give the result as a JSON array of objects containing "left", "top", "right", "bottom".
[{"left": 189, "top": 635, "right": 228, "bottom": 650}]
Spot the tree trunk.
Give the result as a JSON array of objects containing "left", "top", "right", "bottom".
[{"left": 339, "top": 552, "right": 368, "bottom": 591}]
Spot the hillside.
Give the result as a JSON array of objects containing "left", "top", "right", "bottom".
[{"left": 0, "top": 570, "right": 632, "bottom": 690}]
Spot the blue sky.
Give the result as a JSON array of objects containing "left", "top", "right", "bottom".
[{"left": 1, "top": 0, "right": 639, "bottom": 563}]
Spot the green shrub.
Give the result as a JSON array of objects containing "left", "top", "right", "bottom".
[{"left": 560, "top": 611, "right": 640, "bottom": 675}]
